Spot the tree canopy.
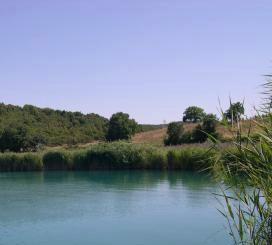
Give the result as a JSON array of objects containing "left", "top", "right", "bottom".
[
  {"left": 0, "top": 125, "right": 45, "bottom": 152},
  {"left": 183, "top": 106, "right": 205, "bottom": 123},
  {"left": 106, "top": 112, "right": 138, "bottom": 141},
  {"left": 0, "top": 103, "right": 108, "bottom": 146},
  {"left": 224, "top": 102, "right": 245, "bottom": 122}
]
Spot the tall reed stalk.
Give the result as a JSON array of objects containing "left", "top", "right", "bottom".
[{"left": 215, "top": 77, "right": 272, "bottom": 244}]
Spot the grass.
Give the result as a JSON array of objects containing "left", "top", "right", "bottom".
[
  {"left": 43, "top": 151, "right": 72, "bottom": 170},
  {"left": 0, "top": 142, "right": 216, "bottom": 171},
  {"left": 0, "top": 152, "right": 42, "bottom": 171},
  {"left": 167, "top": 148, "right": 214, "bottom": 170},
  {"left": 132, "top": 120, "right": 261, "bottom": 146}
]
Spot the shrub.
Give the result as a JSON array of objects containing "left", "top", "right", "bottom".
[
  {"left": 191, "top": 114, "right": 219, "bottom": 143},
  {"left": 180, "top": 131, "right": 194, "bottom": 143},
  {"left": 164, "top": 122, "right": 184, "bottom": 146}
]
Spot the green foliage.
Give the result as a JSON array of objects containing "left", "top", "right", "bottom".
[
  {"left": 145, "top": 149, "right": 168, "bottom": 169},
  {"left": 167, "top": 148, "right": 214, "bottom": 170},
  {"left": 183, "top": 106, "right": 205, "bottom": 123},
  {"left": 73, "top": 142, "right": 148, "bottom": 170},
  {"left": 224, "top": 102, "right": 245, "bottom": 122},
  {"left": 191, "top": 114, "right": 219, "bottom": 143},
  {"left": 43, "top": 151, "right": 72, "bottom": 170},
  {"left": 0, "top": 103, "right": 108, "bottom": 146},
  {"left": 0, "top": 125, "right": 45, "bottom": 152},
  {"left": 214, "top": 83, "right": 272, "bottom": 244},
  {"left": 73, "top": 143, "right": 213, "bottom": 171},
  {"left": 106, "top": 112, "right": 138, "bottom": 141},
  {"left": 164, "top": 122, "right": 184, "bottom": 146},
  {"left": 0, "top": 153, "right": 42, "bottom": 171},
  {"left": 164, "top": 118, "right": 219, "bottom": 145},
  {"left": 0, "top": 142, "right": 215, "bottom": 172}
]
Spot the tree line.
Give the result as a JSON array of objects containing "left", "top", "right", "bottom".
[
  {"left": 0, "top": 104, "right": 145, "bottom": 152},
  {"left": 164, "top": 102, "right": 245, "bottom": 145},
  {"left": 0, "top": 102, "right": 244, "bottom": 152}
]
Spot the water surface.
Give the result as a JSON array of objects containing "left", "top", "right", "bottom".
[{"left": 0, "top": 171, "right": 230, "bottom": 245}]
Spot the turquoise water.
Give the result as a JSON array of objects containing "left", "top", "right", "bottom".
[{"left": 0, "top": 171, "right": 230, "bottom": 245}]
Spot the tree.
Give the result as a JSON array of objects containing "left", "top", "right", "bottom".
[
  {"left": 224, "top": 102, "right": 245, "bottom": 122},
  {"left": 0, "top": 126, "right": 45, "bottom": 152},
  {"left": 192, "top": 114, "right": 218, "bottom": 143},
  {"left": 106, "top": 112, "right": 138, "bottom": 141},
  {"left": 164, "top": 122, "right": 184, "bottom": 146},
  {"left": 183, "top": 106, "right": 205, "bottom": 123},
  {"left": 202, "top": 114, "right": 218, "bottom": 134}
]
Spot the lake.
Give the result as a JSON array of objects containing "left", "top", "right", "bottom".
[{"left": 0, "top": 171, "right": 230, "bottom": 245}]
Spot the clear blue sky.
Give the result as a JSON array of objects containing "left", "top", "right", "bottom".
[{"left": 0, "top": 0, "right": 271, "bottom": 123}]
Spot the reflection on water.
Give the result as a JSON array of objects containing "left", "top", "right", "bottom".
[{"left": 0, "top": 171, "right": 230, "bottom": 245}]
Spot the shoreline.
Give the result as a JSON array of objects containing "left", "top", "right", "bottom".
[{"left": 0, "top": 142, "right": 216, "bottom": 172}]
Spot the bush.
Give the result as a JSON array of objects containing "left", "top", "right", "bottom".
[
  {"left": 164, "top": 122, "right": 184, "bottom": 146},
  {"left": 189, "top": 114, "right": 219, "bottom": 143},
  {"left": 180, "top": 131, "right": 194, "bottom": 143}
]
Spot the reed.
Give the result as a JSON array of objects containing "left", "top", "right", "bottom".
[
  {"left": 73, "top": 142, "right": 148, "bottom": 170},
  {"left": 43, "top": 151, "right": 72, "bottom": 170},
  {"left": 0, "top": 142, "right": 217, "bottom": 171},
  {"left": 167, "top": 148, "right": 214, "bottom": 170},
  {"left": 0, "top": 153, "right": 42, "bottom": 171}
]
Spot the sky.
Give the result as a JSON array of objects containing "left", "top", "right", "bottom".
[{"left": 0, "top": 0, "right": 272, "bottom": 124}]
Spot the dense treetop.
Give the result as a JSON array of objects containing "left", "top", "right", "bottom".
[
  {"left": 183, "top": 106, "right": 205, "bottom": 123},
  {"left": 106, "top": 112, "right": 138, "bottom": 141}
]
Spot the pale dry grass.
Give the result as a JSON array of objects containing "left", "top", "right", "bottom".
[
  {"left": 132, "top": 123, "right": 196, "bottom": 146},
  {"left": 132, "top": 120, "right": 260, "bottom": 146}
]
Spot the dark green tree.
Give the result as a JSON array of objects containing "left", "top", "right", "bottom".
[
  {"left": 0, "top": 126, "right": 45, "bottom": 152},
  {"left": 183, "top": 106, "right": 205, "bottom": 123},
  {"left": 106, "top": 112, "right": 138, "bottom": 141},
  {"left": 164, "top": 122, "right": 184, "bottom": 146},
  {"left": 224, "top": 102, "right": 245, "bottom": 122},
  {"left": 192, "top": 114, "right": 218, "bottom": 143}
]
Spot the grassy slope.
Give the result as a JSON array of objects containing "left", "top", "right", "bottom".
[{"left": 132, "top": 120, "right": 258, "bottom": 146}]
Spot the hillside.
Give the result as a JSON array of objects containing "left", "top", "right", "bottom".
[
  {"left": 0, "top": 103, "right": 166, "bottom": 147},
  {"left": 0, "top": 103, "right": 258, "bottom": 148},
  {"left": 0, "top": 103, "right": 108, "bottom": 145},
  {"left": 132, "top": 120, "right": 259, "bottom": 146}
]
